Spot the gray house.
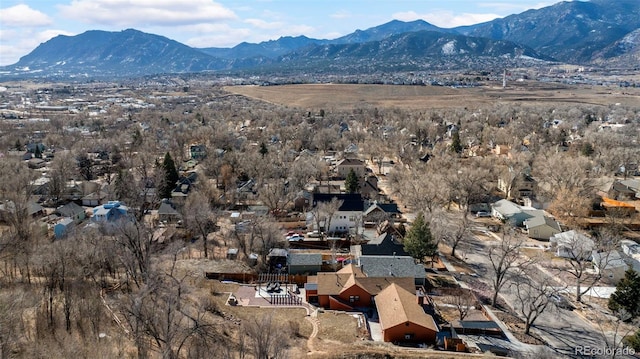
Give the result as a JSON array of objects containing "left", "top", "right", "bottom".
[
  {"left": 288, "top": 252, "right": 323, "bottom": 275},
  {"left": 56, "top": 202, "right": 86, "bottom": 223}
]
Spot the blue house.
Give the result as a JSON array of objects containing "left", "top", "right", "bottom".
[
  {"left": 54, "top": 217, "right": 74, "bottom": 239},
  {"left": 92, "top": 201, "right": 129, "bottom": 223}
]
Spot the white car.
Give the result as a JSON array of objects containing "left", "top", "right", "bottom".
[{"left": 287, "top": 234, "right": 305, "bottom": 242}]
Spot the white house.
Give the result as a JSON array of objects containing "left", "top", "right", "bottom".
[
  {"left": 592, "top": 250, "right": 628, "bottom": 283},
  {"left": 550, "top": 230, "right": 594, "bottom": 260},
  {"left": 309, "top": 193, "right": 364, "bottom": 234}
]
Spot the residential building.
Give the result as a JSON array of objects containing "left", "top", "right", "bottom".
[
  {"left": 524, "top": 215, "right": 561, "bottom": 241},
  {"left": 375, "top": 283, "right": 439, "bottom": 344},
  {"left": 91, "top": 201, "right": 129, "bottom": 223},
  {"left": 550, "top": 230, "right": 594, "bottom": 259},
  {"left": 55, "top": 202, "right": 85, "bottom": 223},
  {"left": 310, "top": 193, "right": 364, "bottom": 234},
  {"left": 287, "top": 252, "right": 323, "bottom": 275},
  {"left": 592, "top": 250, "right": 628, "bottom": 283},
  {"left": 335, "top": 158, "right": 366, "bottom": 179},
  {"left": 54, "top": 217, "right": 74, "bottom": 239}
]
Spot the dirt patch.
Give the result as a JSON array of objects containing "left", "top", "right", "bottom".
[{"left": 316, "top": 311, "right": 367, "bottom": 344}]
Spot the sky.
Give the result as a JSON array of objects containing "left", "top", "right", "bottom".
[{"left": 0, "top": 0, "right": 561, "bottom": 66}]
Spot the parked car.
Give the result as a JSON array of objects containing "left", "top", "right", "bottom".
[
  {"left": 287, "top": 234, "right": 305, "bottom": 242},
  {"left": 306, "top": 230, "right": 322, "bottom": 238},
  {"left": 284, "top": 231, "right": 297, "bottom": 238},
  {"left": 475, "top": 211, "right": 491, "bottom": 218},
  {"left": 549, "top": 294, "right": 574, "bottom": 310}
]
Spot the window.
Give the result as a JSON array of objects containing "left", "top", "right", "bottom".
[
  {"left": 404, "top": 333, "right": 414, "bottom": 340},
  {"left": 349, "top": 295, "right": 360, "bottom": 303}
]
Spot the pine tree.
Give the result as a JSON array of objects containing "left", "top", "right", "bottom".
[
  {"left": 345, "top": 169, "right": 359, "bottom": 193},
  {"left": 450, "top": 129, "right": 463, "bottom": 154},
  {"left": 403, "top": 212, "right": 437, "bottom": 263},
  {"left": 608, "top": 268, "right": 640, "bottom": 319},
  {"left": 259, "top": 142, "right": 268, "bottom": 158},
  {"left": 161, "top": 152, "right": 180, "bottom": 199}
]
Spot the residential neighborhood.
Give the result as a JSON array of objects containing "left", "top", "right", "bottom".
[{"left": 0, "top": 77, "right": 639, "bottom": 359}]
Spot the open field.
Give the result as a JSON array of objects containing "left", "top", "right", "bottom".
[{"left": 225, "top": 82, "right": 640, "bottom": 110}]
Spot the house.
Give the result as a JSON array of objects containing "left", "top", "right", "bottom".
[
  {"left": 91, "top": 201, "right": 129, "bottom": 223},
  {"left": 287, "top": 252, "right": 323, "bottom": 275},
  {"left": 358, "top": 175, "right": 381, "bottom": 199},
  {"left": 55, "top": 202, "right": 85, "bottom": 223},
  {"left": 313, "top": 264, "right": 415, "bottom": 310},
  {"left": 375, "top": 283, "right": 439, "bottom": 344},
  {"left": 27, "top": 158, "right": 46, "bottom": 169},
  {"left": 310, "top": 193, "right": 364, "bottom": 234},
  {"left": 600, "top": 196, "right": 636, "bottom": 216},
  {"left": 357, "top": 255, "right": 426, "bottom": 286},
  {"left": 550, "top": 230, "right": 594, "bottom": 260},
  {"left": 492, "top": 145, "right": 510, "bottom": 156},
  {"left": 187, "top": 143, "right": 206, "bottom": 160},
  {"left": 592, "top": 250, "right": 628, "bottom": 283},
  {"left": 363, "top": 201, "right": 400, "bottom": 224},
  {"left": 335, "top": 158, "right": 366, "bottom": 179},
  {"left": 524, "top": 215, "right": 561, "bottom": 241},
  {"left": 497, "top": 171, "right": 536, "bottom": 201},
  {"left": 620, "top": 240, "right": 640, "bottom": 260},
  {"left": 352, "top": 232, "right": 409, "bottom": 257},
  {"left": 608, "top": 179, "right": 640, "bottom": 200},
  {"left": 82, "top": 190, "right": 107, "bottom": 207},
  {"left": 0, "top": 201, "right": 45, "bottom": 222},
  {"left": 54, "top": 217, "right": 74, "bottom": 239},
  {"left": 490, "top": 199, "right": 535, "bottom": 226},
  {"left": 158, "top": 200, "right": 181, "bottom": 224}
]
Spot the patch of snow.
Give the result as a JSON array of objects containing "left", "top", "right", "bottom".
[{"left": 441, "top": 41, "right": 457, "bottom": 55}]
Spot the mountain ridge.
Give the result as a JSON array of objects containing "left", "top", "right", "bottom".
[{"left": 2, "top": 0, "right": 638, "bottom": 79}]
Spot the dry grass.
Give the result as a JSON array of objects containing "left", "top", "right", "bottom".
[
  {"left": 316, "top": 311, "right": 365, "bottom": 343},
  {"left": 224, "top": 82, "right": 640, "bottom": 110}
]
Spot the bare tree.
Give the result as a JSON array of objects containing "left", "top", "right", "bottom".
[
  {"left": 511, "top": 273, "right": 558, "bottom": 335},
  {"left": 445, "top": 215, "right": 472, "bottom": 259},
  {"left": 309, "top": 197, "right": 343, "bottom": 235},
  {"left": 242, "top": 311, "right": 291, "bottom": 359},
  {"left": 488, "top": 230, "right": 525, "bottom": 307},
  {"left": 554, "top": 229, "right": 619, "bottom": 302},
  {"left": 112, "top": 219, "right": 155, "bottom": 289},
  {"left": 182, "top": 190, "right": 218, "bottom": 259},
  {"left": 122, "top": 256, "right": 216, "bottom": 359}
]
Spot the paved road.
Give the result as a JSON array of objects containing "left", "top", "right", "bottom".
[{"left": 459, "top": 231, "right": 635, "bottom": 359}]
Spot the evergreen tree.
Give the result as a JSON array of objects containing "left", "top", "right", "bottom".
[
  {"left": 450, "top": 129, "right": 463, "bottom": 154},
  {"left": 259, "top": 142, "right": 268, "bottom": 158},
  {"left": 34, "top": 144, "right": 42, "bottom": 158},
  {"left": 161, "top": 152, "right": 180, "bottom": 199},
  {"left": 608, "top": 268, "right": 640, "bottom": 319},
  {"left": 403, "top": 212, "right": 437, "bottom": 263},
  {"left": 345, "top": 169, "right": 359, "bottom": 193},
  {"left": 624, "top": 329, "right": 640, "bottom": 352}
]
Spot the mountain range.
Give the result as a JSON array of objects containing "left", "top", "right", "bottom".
[{"left": 1, "top": 0, "right": 638, "bottom": 79}]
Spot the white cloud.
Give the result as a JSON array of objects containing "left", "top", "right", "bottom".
[
  {"left": 58, "top": 0, "right": 237, "bottom": 27},
  {"left": 0, "top": 4, "right": 52, "bottom": 27},
  {"left": 0, "top": 29, "right": 74, "bottom": 66},
  {"left": 244, "top": 18, "right": 284, "bottom": 30},
  {"left": 393, "top": 10, "right": 502, "bottom": 28}
]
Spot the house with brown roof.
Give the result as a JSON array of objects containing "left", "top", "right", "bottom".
[
  {"left": 311, "top": 264, "right": 414, "bottom": 310},
  {"left": 375, "top": 283, "right": 439, "bottom": 343},
  {"left": 335, "top": 158, "right": 366, "bottom": 179}
]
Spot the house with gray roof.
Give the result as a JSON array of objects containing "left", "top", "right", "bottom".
[
  {"left": 56, "top": 202, "right": 85, "bottom": 223},
  {"left": 550, "top": 230, "right": 594, "bottom": 259},
  {"left": 357, "top": 255, "right": 426, "bottom": 285},
  {"left": 524, "top": 214, "right": 561, "bottom": 241},
  {"left": 288, "top": 252, "right": 323, "bottom": 275}
]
